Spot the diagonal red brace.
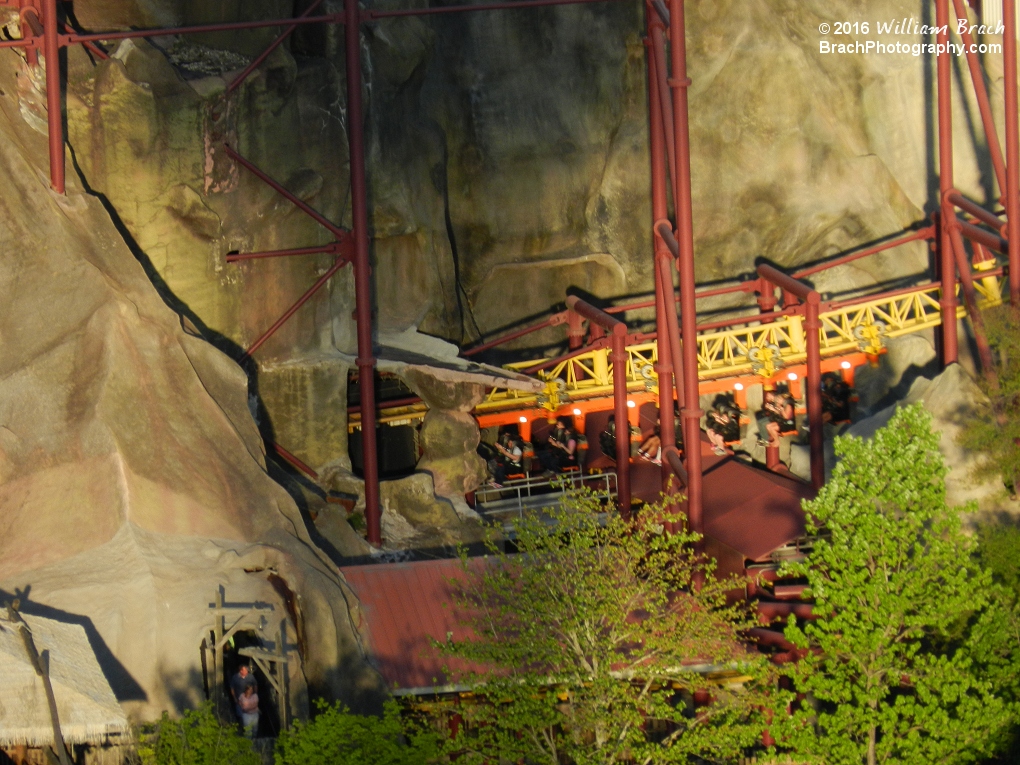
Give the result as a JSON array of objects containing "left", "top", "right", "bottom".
[
  {"left": 245, "top": 253, "right": 352, "bottom": 357},
  {"left": 223, "top": 144, "right": 349, "bottom": 239}
]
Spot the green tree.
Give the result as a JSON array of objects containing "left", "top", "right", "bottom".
[
  {"left": 966, "top": 524, "right": 1020, "bottom": 759},
  {"left": 274, "top": 699, "right": 440, "bottom": 765},
  {"left": 958, "top": 304, "right": 1020, "bottom": 497},
  {"left": 136, "top": 703, "right": 259, "bottom": 765},
  {"left": 440, "top": 491, "right": 778, "bottom": 765},
  {"left": 778, "top": 404, "right": 1010, "bottom": 765}
]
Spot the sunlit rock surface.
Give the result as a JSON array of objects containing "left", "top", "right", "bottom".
[
  {"left": 55, "top": 0, "right": 1004, "bottom": 473},
  {"left": 0, "top": 49, "right": 382, "bottom": 719}
]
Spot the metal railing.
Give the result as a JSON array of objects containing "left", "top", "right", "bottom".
[{"left": 474, "top": 471, "right": 618, "bottom": 519}]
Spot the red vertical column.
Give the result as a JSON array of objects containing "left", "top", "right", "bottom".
[
  {"left": 667, "top": 0, "right": 703, "bottom": 543},
  {"left": 647, "top": 11, "right": 676, "bottom": 497},
  {"left": 805, "top": 296, "right": 823, "bottom": 489},
  {"left": 1004, "top": 0, "right": 1020, "bottom": 304},
  {"left": 345, "top": 0, "right": 381, "bottom": 544},
  {"left": 42, "top": 0, "right": 63, "bottom": 194},
  {"left": 936, "top": 0, "right": 958, "bottom": 363},
  {"left": 611, "top": 327, "right": 632, "bottom": 516}
]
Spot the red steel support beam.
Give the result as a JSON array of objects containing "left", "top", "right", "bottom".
[
  {"left": 647, "top": 15, "right": 676, "bottom": 498},
  {"left": 936, "top": 0, "right": 959, "bottom": 364},
  {"left": 42, "top": 0, "right": 63, "bottom": 193},
  {"left": 943, "top": 211, "right": 998, "bottom": 377},
  {"left": 346, "top": 0, "right": 382, "bottom": 546},
  {"left": 226, "top": 241, "right": 349, "bottom": 262},
  {"left": 952, "top": 0, "right": 1008, "bottom": 199},
  {"left": 365, "top": 0, "right": 636, "bottom": 20},
  {"left": 271, "top": 442, "right": 320, "bottom": 480},
  {"left": 66, "top": 14, "right": 346, "bottom": 46},
  {"left": 244, "top": 253, "right": 351, "bottom": 356},
  {"left": 757, "top": 264, "right": 823, "bottom": 490},
  {"left": 792, "top": 227, "right": 937, "bottom": 279},
  {"left": 956, "top": 217, "right": 1009, "bottom": 253},
  {"left": 1005, "top": 0, "right": 1020, "bottom": 304},
  {"left": 461, "top": 316, "right": 558, "bottom": 356},
  {"left": 947, "top": 191, "right": 1006, "bottom": 231},
  {"left": 666, "top": 0, "right": 704, "bottom": 558},
  {"left": 227, "top": 0, "right": 325, "bottom": 94},
  {"left": 649, "top": 26, "right": 678, "bottom": 209},
  {"left": 224, "top": 144, "right": 348, "bottom": 238},
  {"left": 566, "top": 295, "right": 631, "bottom": 514},
  {"left": 654, "top": 224, "right": 685, "bottom": 410}
]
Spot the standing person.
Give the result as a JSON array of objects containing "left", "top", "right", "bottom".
[{"left": 230, "top": 664, "right": 258, "bottom": 735}]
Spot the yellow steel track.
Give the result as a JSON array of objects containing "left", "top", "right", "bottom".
[{"left": 348, "top": 276, "right": 1004, "bottom": 431}]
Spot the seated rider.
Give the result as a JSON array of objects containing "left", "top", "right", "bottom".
[
  {"left": 599, "top": 414, "right": 619, "bottom": 462},
  {"left": 638, "top": 406, "right": 683, "bottom": 464},
  {"left": 706, "top": 394, "right": 741, "bottom": 456},
  {"left": 489, "top": 429, "right": 523, "bottom": 487},
  {"left": 540, "top": 418, "right": 578, "bottom": 475},
  {"left": 756, "top": 385, "right": 795, "bottom": 448},
  {"left": 820, "top": 371, "right": 853, "bottom": 424}
]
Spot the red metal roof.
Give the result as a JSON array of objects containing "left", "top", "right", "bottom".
[
  {"left": 340, "top": 557, "right": 488, "bottom": 693},
  {"left": 631, "top": 439, "right": 810, "bottom": 562}
]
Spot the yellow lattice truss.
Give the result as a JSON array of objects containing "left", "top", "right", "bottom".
[{"left": 472, "top": 279, "right": 1004, "bottom": 415}]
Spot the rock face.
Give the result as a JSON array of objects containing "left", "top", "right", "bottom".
[
  {"left": 0, "top": 49, "right": 381, "bottom": 719},
  {"left": 51, "top": 0, "right": 1006, "bottom": 474},
  {"left": 826, "top": 365, "right": 1019, "bottom": 515},
  {"left": 14, "top": 8, "right": 1006, "bottom": 457}
]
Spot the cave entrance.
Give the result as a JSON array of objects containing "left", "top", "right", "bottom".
[
  {"left": 348, "top": 370, "right": 420, "bottom": 478},
  {"left": 222, "top": 630, "right": 284, "bottom": 738}
]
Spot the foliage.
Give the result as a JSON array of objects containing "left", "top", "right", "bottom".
[
  {"left": 958, "top": 304, "right": 1020, "bottom": 496},
  {"left": 439, "top": 489, "right": 778, "bottom": 765},
  {"left": 778, "top": 404, "right": 1011, "bottom": 765},
  {"left": 135, "top": 703, "right": 259, "bottom": 765},
  {"left": 967, "top": 524, "right": 1020, "bottom": 759},
  {"left": 274, "top": 699, "right": 440, "bottom": 765}
]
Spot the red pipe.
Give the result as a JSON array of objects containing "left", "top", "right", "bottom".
[
  {"left": 947, "top": 191, "right": 1006, "bottom": 231},
  {"left": 224, "top": 144, "right": 348, "bottom": 239},
  {"left": 650, "top": 27, "right": 678, "bottom": 208},
  {"left": 663, "top": 446, "right": 688, "bottom": 487},
  {"left": 227, "top": 0, "right": 325, "bottom": 94},
  {"left": 757, "top": 265, "right": 823, "bottom": 489},
  {"left": 746, "top": 627, "right": 797, "bottom": 651},
  {"left": 461, "top": 316, "right": 558, "bottom": 356},
  {"left": 271, "top": 442, "right": 319, "bottom": 480},
  {"left": 756, "top": 601, "right": 815, "bottom": 621},
  {"left": 944, "top": 211, "right": 998, "bottom": 376},
  {"left": 42, "top": 0, "right": 63, "bottom": 193},
  {"left": 936, "top": 0, "right": 959, "bottom": 364},
  {"left": 346, "top": 0, "right": 382, "bottom": 547},
  {"left": 365, "top": 0, "right": 636, "bottom": 20},
  {"left": 792, "top": 227, "right": 936, "bottom": 279},
  {"left": 566, "top": 295, "right": 630, "bottom": 514},
  {"left": 1004, "top": 0, "right": 1020, "bottom": 304},
  {"left": 566, "top": 309, "right": 584, "bottom": 351},
  {"left": 951, "top": 0, "right": 1008, "bottom": 199},
  {"left": 66, "top": 13, "right": 345, "bottom": 45},
  {"left": 654, "top": 230, "right": 685, "bottom": 410},
  {"left": 226, "top": 240, "right": 349, "bottom": 262},
  {"left": 244, "top": 253, "right": 351, "bottom": 356},
  {"left": 956, "top": 217, "right": 1008, "bottom": 253},
  {"left": 647, "top": 21, "right": 676, "bottom": 498},
  {"left": 666, "top": 0, "right": 704, "bottom": 574}
]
